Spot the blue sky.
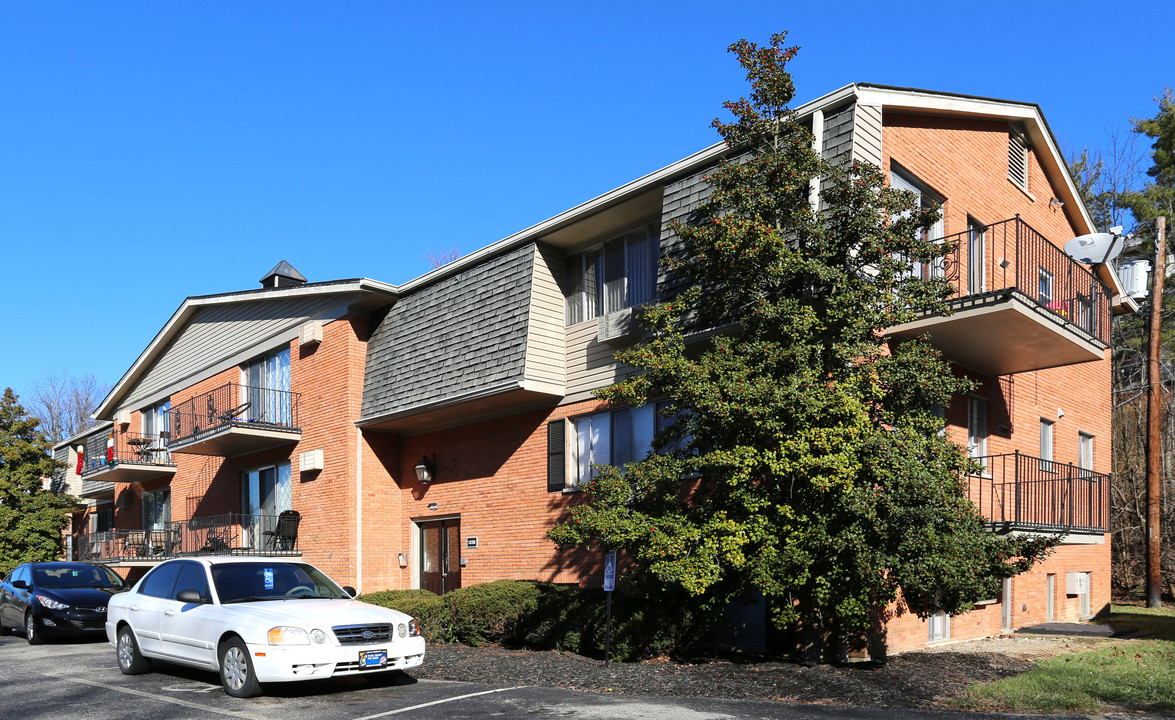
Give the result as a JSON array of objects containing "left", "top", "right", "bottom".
[{"left": 2, "top": 1, "right": 1171, "bottom": 404}]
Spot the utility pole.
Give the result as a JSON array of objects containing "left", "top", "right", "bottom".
[{"left": 1147, "top": 216, "right": 1167, "bottom": 608}]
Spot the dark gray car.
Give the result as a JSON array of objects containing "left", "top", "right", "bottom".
[{"left": 0, "top": 562, "right": 126, "bottom": 644}]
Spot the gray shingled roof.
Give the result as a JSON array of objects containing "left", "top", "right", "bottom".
[{"left": 361, "top": 244, "right": 535, "bottom": 420}]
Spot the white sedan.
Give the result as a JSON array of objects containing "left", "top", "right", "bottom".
[{"left": 106, "top": 556, "right": 425, "bottom": 697}]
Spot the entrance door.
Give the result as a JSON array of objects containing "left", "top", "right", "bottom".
[{"left": 420, "top": 519, "right": 461, "bottom": 595}]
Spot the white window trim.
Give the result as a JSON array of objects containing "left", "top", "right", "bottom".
[
  {"left": 968, "top": 396, "right": 989, "bottom": 476},
  {"left": 1040, "top": 419, "right": 1055, "bottom": 472},
  {"left": 564, "top": 223, "right": 659, "bottom": 327}
]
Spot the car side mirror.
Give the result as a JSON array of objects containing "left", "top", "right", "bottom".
[
  {"left": 11, "top": 580, "right": 28, "bottom": 590},
  {"left": 342, "top": 586, "right": 357, "bottom": 598},
  {"left": 177, "top": 589, "right": 208, "bottom": 604}
]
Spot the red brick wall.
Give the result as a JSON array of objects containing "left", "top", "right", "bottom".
[{"left": 880, "top": 112, "right": 1113, "bottom": 653}]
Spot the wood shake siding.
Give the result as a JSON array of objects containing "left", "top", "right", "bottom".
[{"left": 361, "top": 243, "right": 534, "bottom": 419}]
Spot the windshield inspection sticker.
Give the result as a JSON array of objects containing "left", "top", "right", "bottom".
[{"left": 263, "top": 568, "right": 274, "bottom": 590}]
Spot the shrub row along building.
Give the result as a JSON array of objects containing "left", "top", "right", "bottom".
[{"left": 55, "top": 83, "right": 1135, "bottom": 654}]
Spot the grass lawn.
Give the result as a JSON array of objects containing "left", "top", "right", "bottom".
[{"left": 951, "top": 604, "right": 1175, "bottom": 714}]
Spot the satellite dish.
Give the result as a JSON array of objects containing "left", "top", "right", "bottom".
[{"left": 1064, "top": 232, "right": 1123, "bottom": 264}]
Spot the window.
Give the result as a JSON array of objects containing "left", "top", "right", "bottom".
[
  {"left": 242, "top": 462, "right": 292, "bottom": 548},
  {"left": 1078, "top": 432, "right": 1094, "bottom": 477},
  {"left": 1040, "top": 419, "right": 1055, "bottom": 471},
  {"left": 242, "top": 462, "right": 292, "bottom": 518},
  {"left": 241, "top": 347, "right": 291, "bottom": 424},
  {"left": 142, "top": 488, "right": 170, "bottom": 531},
  {"left": 139, "top": 562, "right": 182, "bottom": 599},
  {"left": 968, "top": 396, "right": 988, "bottom": 473},
  {"left": 928, "top": 609, "right": 950, "bottom": 642},
  {"left": 1008, "top": 131, "right": 1029, "bottom": 191},
  {"left": 1038, "top": 267, "right": 1054, "bottom": 305},
  {"left": 141, "top": 399, "right": 171, "bottom": 460},
  {"left": 565, "top": 224, "right": 659, "bottom": 325},
  {"left": 890, "top": 169, "right": 945, "bottom": 280},
  {"left": 967, "top": 220, "right": 986, "bottom": 294},
  {"left": 550, "top": 402, "right": 676, "bottom": 490},
  {"left": 89, "top": 507, "right": 113, "bottom": 534},
  {"left": 172, "top": 561, "right": 210, "bottom": 601}
]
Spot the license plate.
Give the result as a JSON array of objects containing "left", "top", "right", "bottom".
[{"left": 359, "top": 650, "right": 387, "bottom": 668}]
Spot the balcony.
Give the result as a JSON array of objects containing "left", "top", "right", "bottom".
[
  {"left": 887, "top": 217, "right": 1111, "bottom": 376},
  {"left": 74, "top": 512, "right": 301, "bottom": 566},
  {"left": 968, "top": 452, "right": 1109, "bottom": 534},
  {"left": 169, "top": 383, "right": 301, "bottom": 457},
  {"left": 78, "top": 431, "right": 176, "bottom": 484}
]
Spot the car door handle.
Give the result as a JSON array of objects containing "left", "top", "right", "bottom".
[
  {"left": 164, "top": 609, "right": 175, "bottom": 617},
  {"left": 130, "top": 605, "right": 139, "bottom": 612}
]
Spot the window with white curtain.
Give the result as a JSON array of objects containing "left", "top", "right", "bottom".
[
  {"left": 1040, "top": 419, "right": 1055, "bottom": 471},
  {"left": 142, "top": 488, "right": 171, "bottom": 531},
  {"left": 565, "top": 224, "right": 659, "bottom": 325},
  {"left": 968, "top": 396, "right": 988, "bottom": 473},
  {"left": 890, "top": 169, "right": 945, "bottom": 281},
  {"left": 568, "top": 402, "right": 675, "bottom": 488},
  {"left": 241, "top": 462, "right": 292, "bottom": 547},
  {"left": 241, "top": 347, "right": 291, "bottom": 424}
]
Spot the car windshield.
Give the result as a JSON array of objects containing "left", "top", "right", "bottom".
[
  {"left": 211, "top": 562, "right": 349, "bottom": 603},
  {"left": 35, "top": 565, "right": 125, "bottom": 590}
]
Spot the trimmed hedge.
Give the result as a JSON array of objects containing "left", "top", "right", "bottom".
[{"left": 359, "top": 580, "right": 700, "bottom": 661}]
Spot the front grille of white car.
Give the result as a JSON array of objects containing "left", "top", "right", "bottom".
[{"left": 333, "top": 623, "right": 394, "bottom": 645}]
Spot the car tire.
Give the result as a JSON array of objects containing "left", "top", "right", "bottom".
[
  {"left": 116, "top": 626, "right": 151, "bottom": 675},
  {"left": 219, "top": 637, "right": 262, "bottom": 698},
  {"left": 25, "top": 612, "right": 42, "bottom": 645}
]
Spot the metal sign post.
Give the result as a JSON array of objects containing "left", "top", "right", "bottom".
[{"left": 603, "top": 550, "right": 616, "bottom": 667}]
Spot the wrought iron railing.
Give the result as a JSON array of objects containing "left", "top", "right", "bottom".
[
  {"left": 74, "top": 512, "right": 300, "bottom": 562},
  {"left": 169, "top": 383, "right": 300, "bottom": 446},
  {"left": 928, "top": 217, "right": 1111, "bottom": 345},
  {"left": 79, "top": 431, "right": 175, "bottom": 477},
  {"left": 968, "top": 452, "right": 1109, "bottom": 533}
]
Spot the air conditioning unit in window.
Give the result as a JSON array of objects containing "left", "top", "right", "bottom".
[
  {"left": 597, "top": 307, "right": 640, "bottom": 343},
  {"left": 1065, "top": 571, "right": 1089, "bottom": 595},
  {"left": 299, "top": 449, "right": 324, "bottom": 472},
  {"left": 299, "top": 321, "right": 323, "bottom": 346},
  {"left": 115, "top": 409, "right": 131, "bottom": 427}
]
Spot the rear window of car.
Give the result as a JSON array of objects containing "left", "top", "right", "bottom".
[{"left": 35, "top": 564, "right": 124, "bottom": 590}]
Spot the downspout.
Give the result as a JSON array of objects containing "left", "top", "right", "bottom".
[{"left": 355, "top": 425, "right": 363, "bottom": 595}]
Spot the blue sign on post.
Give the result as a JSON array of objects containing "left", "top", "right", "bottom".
[{"left": 603, "top": 550, "right": 616, "bottom": 591}]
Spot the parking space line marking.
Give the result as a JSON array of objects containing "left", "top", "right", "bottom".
[
  {"left": 350, "top": 685, "right": 525, "bottom": 719},
  {"left": 41, "top": 671, "right": 271, "bottom": 720}
]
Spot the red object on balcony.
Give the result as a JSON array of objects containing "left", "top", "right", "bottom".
[
  {"left": 107, "top": 433, "right": 115, "bottom": 462},
  {"left": 76, "top": 447, "right": 84, "bottom": 475}
]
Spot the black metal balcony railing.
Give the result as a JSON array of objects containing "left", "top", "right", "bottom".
[
  {"left": 169, "top": 383, "right": 300, "bottom": 446},
  {"left": 968, "top": 452, "right": 1110, "bottom": 533},
  {"left": 921, "top": 217, "right": 1111, "bottom": 345},
  {"left": 79, "top": 431, "right": 175, "bottom": 477},
  {"left": 75, "top": 512, "right": 300, "bottom": 563}
]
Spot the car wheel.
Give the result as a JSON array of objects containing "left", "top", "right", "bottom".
[
  {"left": 219, "top": 637, "right": 262, "bottom": 698},
  {"left": 116, "top": 626, "right": 151, "bottom": 674},
  {"left": 25, "top": 612, "right": 41, "bottom": 645}
]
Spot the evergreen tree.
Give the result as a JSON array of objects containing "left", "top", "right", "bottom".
[
  {"left": 0, "top": 388, "right": 76, "bottom": 575},
  {"left": 549, "top": 33, "right": 1056, "bottom": 661}
]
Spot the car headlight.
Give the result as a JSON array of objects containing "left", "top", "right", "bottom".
[
  {"left": 35, "top": 595, "right": 69, "bottom": 610},
  {"left": 268, "top": 626, "right": 310, "bottom": 645},
  {"left": 310, "top": 629, "right": 327, "bottom": 644},
  {"left": 407, "top": 619, "right": 421, "bottom": 637}
]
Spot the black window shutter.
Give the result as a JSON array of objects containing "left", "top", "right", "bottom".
[{"left": 547, "top": 419, "right": 566, "bottom": 492}]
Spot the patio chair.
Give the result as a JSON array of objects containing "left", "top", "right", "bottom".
[
  {"left": 123, "top": 530, "right": 147, "bottom": 558},
  {"left": 264, "top": 510, "right": 301, "bottom": 551}
]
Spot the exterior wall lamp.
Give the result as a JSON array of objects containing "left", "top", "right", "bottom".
[{"left": 414, "top": 455, "right": 436, "bottom": 484}]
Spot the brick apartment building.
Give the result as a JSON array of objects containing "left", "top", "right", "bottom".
[{"left": 55, "top": 83, "right": 1137, "bottom": 654}]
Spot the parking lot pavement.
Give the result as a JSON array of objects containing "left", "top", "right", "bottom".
[{"left": 0, "top": 634, "right": 1124, "bottom": 720}]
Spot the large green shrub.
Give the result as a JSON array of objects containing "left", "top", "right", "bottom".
[{"left": 359, "top": 580, "right": 703, "bottom": 661}]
